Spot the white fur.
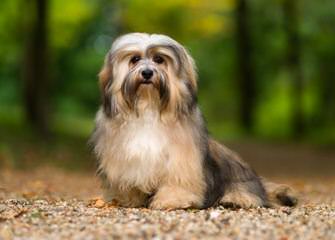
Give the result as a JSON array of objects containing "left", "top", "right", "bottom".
[
  {"left": 93, "top": 33, "right": 206, "bottom": 208},
  {"left": 94, "top": 109, "right": 169, "bottom": 193},
  {"left": 111, "top": 33, "right": 179, "bottom": 53}
]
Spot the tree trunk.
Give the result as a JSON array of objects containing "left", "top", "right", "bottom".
[
  {"left": 283, "top": 0, "right": 304, "bottom": 137},
  {"left": 236, "top": 0, "right": 256, "bottom": 133},
  {"left": 22, "top": 0, "right": 50, "bottom": 136}
]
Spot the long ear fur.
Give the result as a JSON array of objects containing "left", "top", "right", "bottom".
[
  {"left": 98, "top": 53, "right": 119, "bottom": 117},
  {"left": 99, "top": 53, "right": 112, "bottom": 92},
  {"left": 178, "top": 45, "right": 198, "bottom": 112},
  {"left": 178, "top": 46, "right": 198, "bottom": 94}
]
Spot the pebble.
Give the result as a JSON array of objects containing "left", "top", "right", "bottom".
[
  {"left": 1, "top": 168, "right": 334, "bottom": 239},
  {"left": 0, "top": 199, "right": 333, "bottom": 240}
]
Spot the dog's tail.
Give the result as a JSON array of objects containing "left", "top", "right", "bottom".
[{"left": 261, "top": 178, "right": 299, "bottom": 207}]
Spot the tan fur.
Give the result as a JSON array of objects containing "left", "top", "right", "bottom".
[
  {"left": 220, "top": 183, "right": 265, "bottom": 208},
  {"left": 262, "top": 179, "right": 298, "bottom": 207},
  {"left": 92, "top": 33, "right": 298, "bottom": 210},
  {"left": 150, "top": 185, "right": 202, "bottom": 209},
  {"left": 103, "top": 185, "right": 148, "bottom": 208},
  {"left": 94, "top": 108, "right": 205, "bottom": 209},
  {"left": 94, "top": 36, "right": 180, "bottom": 201},
  {"left": 99, "top": 55, "right": 112, "bottom": 92}
]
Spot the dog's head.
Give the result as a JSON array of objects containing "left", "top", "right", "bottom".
[{"left": 99, "top": 33, "right": 198, "bottom": 118}]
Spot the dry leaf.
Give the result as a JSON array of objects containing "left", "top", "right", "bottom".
[
  {"left": 94, "top": 199, "right": 106, "bottom": 208},
  {"left": 87, "top": 197, "right": 106, "bottom": 208}
]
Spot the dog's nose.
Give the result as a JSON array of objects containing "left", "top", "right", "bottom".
[{"left": 141, "top": 69, "right": 153, "bottom": 80}]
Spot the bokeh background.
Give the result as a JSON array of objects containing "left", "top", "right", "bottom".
[{"left": 0, "top": 0, "right": 334, "bottom": 177}]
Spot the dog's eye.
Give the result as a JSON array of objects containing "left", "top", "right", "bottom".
[
  {"left": 130, "top": 55, "right": 141, "bottom": 64},
  {"left": 153, "top": 55, "right": 164, "bottom": 64}
]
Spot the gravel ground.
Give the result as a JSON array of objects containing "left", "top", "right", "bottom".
[{"left": 0, "top": 167, "right": 334, "bottom": 240}]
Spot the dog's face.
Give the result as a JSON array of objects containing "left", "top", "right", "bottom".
[{"left": 99, "top": 33, "right": 198, "bottom": 117}]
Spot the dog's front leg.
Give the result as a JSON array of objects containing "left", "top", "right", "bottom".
[{"left": 148, "top": 141, "right": 206, "bottom": 210}]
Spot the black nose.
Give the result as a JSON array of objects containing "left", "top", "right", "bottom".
[{"left": 141, "top": 69, "right": 153, "bottom": 80}]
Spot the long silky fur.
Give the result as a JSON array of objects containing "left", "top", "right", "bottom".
[{"left": 90, "top": 33, "right": 298, "bottom": 209}]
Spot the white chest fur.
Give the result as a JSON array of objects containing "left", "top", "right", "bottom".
[{"left": 96, "top": 110, "right": 169, "bottom": 193}]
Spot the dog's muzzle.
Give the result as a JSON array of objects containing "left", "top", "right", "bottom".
[{"left": 121, "top": 68, "right": 170, "bottom": 111}]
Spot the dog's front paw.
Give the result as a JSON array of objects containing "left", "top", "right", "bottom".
[
  {"left": 149, "top": 198, "right": 192, "bottom": 210},
  {"left": 149, "top": 186, "right": 202, "bottom": 210}
]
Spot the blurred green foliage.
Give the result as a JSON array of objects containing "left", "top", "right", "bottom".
[{"left": 0, "top": 0, "right": 334, "bottom": 146}]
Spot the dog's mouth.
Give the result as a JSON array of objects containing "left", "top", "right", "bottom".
[{"left": 139, "top": 79, "right": 153, "bottom": 85}]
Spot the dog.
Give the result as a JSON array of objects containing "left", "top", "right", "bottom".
[{"left": 90, "top": 33, "right": 298, "bottom": 209}]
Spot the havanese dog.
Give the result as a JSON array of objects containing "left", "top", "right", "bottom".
[{"left": 90, "top": 33, "right": 298, "bottom": 209}]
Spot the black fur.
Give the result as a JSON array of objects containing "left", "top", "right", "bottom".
[
  {"left": 121, "top": 69, "right": 170, "bottom": 112},
  {"left": 103, "top": 94, "right": 119, "bottom": 118},
  {"left": 158, "top": 71, "right": 170, "bottom": 112},
  {"left": 276, "top": 192, "right": 297, "bottom": 207},
  {"left": 193, "top": 112, "right": 269, "bottom": 208},
  {"left": 92, "top": 33, "right": 297, "bottom": 209},
  {"left": 201, "top": 150, "right": 225, "bottom": 208},
  {"left": 184, "top": 80, "right": 198, "bottom": 113},
  {"left": 204, "top": 140, "right": 269, "bottom": 208}
]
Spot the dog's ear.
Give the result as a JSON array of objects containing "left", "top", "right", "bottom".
[
  {"left": 98, "top": 53, "right": 119, "bottom": 117},
  {"left": 176, "top": 45, "right": 198, "bottom": 95},
  {"left": 99, "top": 53, "right": 112, "bottom": 92},
  {"left": 176, "top": 45, "right": 198, "bottom": 111}
]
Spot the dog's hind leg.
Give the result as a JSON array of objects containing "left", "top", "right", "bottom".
[
  {"left": 261, "top": 178, "right": 298, "bottom": 207},
  {"left": 209, "top": 139, "right": 269, "bottom": 208},
  {"left": 219, "top": 181, "right": 269, "bottom": 209}
]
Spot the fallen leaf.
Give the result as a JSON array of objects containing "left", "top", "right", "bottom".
[
  {"left": 87, "top": 197, "right": 107, "bottom": 208},
  {"left": 94, "top": 199, "right": 106, "bottom": 208}
]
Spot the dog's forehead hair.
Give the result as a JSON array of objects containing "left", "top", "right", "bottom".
[
  {"left": 109, "top": 33, "right": 184, "bottom": 72},
  {"left": 111, "top": 33, "right": 179, "bottom": 52}
]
